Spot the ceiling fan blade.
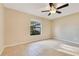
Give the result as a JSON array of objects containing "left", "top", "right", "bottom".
[
  {"left": 48, "top": 13, "right": 51, "bottom": 16},
  {"left": 56, "top": 11, "right": 62, "bottom": 14},
  {"left": 41, "top": 10, "right": 50, "bottom": 12},
  {"left": 57, "top": 3, "right": 69, "bottom": 9}
]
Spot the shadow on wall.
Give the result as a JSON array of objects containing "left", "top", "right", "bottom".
[{"left": 53, "top": 13, "right": 79, "bottom": 44}]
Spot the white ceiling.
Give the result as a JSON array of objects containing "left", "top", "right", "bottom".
[{"left": 4, "top": 3, "right": 79, "bottom": 20}]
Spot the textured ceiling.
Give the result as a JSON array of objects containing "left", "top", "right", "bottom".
[{"left": 4, "top": 3, "right": 79, "bottom": 20}]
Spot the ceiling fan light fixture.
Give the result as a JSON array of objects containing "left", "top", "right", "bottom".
[
  {"left": 50, "top": 7, "right": 56, "bottom": 13},
  {"left": 41, "top": 3, "right": 69, "bottom": 16}
]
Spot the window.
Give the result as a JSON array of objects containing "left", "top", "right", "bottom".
[{"left": 30, "top": 20, "right": 41, "bottom": 35}]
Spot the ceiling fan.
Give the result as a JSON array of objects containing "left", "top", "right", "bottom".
[{"left": 41, "top": 3, "right": 69, "bottom": 16}]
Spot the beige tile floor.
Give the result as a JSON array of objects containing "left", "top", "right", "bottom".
[
  {"left": 1, "top": 40, "right": 72, "bottom": 56},
  {"left": 1, "top": 45, "right": 71, "bottom": 56},
  {"left": 2, "top": 44, "right": 27, "bottom": 56}
]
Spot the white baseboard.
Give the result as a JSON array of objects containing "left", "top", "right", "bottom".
[
  {"left": 4, "top": 41, "right": 27, "bottom": 48},
  {"left": 57, "top": 49, "right": 77, "bottom": 56},
  {"left": 4, "top": 39, "right": 52, "bottom": 48},
  {"left": 0, "top": 47, "right": 4, "bottom": 55}
]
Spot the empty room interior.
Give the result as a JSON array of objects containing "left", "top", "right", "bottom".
[{"left": 0, "top": 3, "right": 79, "bottom": 56}]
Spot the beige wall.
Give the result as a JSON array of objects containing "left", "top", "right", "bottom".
[
  {"left": 4, "top": 6, "right": 79, "bottom": 47},
  {"left": 52, "top": 13, "right": 79, "bottom": 44},
  {"left": 0, "top": 4, "right": 4, "bottom": 54},
  {"left": 4, "top": 7, "right": 52, "bottom": 46}
]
